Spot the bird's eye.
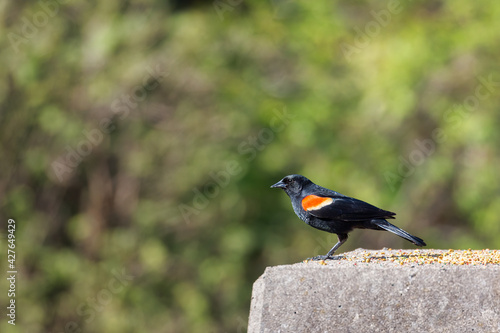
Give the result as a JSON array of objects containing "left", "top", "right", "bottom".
[{"left": 283, "top": 178, "right": 290, "bottom": 183}]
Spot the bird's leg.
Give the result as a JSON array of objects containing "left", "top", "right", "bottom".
[
  {"left": 325, "top": 234, "right": 348, "bottom": 258},
  {"left": 309, "top": 234, "right": 348, "bottom": 261}
]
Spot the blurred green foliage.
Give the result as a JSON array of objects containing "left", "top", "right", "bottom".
[{"left": 1, "top": 0, "right": 500, "bottom": 332}]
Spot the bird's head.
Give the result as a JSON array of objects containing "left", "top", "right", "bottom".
[{"left": 270, "top": 174, "right": 312, "bottom": 196}]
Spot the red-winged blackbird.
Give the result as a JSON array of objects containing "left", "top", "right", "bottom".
[{"left": 271, "top": 174, "right": 426, "bottom": 260}]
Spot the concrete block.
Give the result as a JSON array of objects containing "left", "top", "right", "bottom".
[{"left": 248, "top": 249, "right": 500, "bottom": 333}]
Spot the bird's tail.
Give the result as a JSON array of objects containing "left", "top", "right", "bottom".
[{"left": 372, "top": 219, "right": 426, "bottom": 247}]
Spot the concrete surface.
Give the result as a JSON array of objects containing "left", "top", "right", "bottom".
[{"left": 248, "top": 249, "right": 500, "bottom": 333}]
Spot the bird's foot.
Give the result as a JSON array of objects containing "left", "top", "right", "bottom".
[
  {"left": 309, "top": 255, "right": 329, "bottom": 261},
  {"left": 305, "top": 255, "right": 343, "bottom": 261}
]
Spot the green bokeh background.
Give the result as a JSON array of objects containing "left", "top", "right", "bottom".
[{"left": 1, "top": 1, "right": 500, "bottom": 332}]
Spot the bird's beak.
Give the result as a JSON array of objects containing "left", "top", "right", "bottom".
[{"left": 270, "top": 180, "right": 286, "bottom": 189}]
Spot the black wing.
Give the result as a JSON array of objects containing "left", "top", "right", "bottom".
[{"left": 302, "top": 194, "right": 395, "bottom": 222}]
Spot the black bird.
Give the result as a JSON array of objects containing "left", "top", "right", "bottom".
[{"left": 271, "top": 174, "right": 426, "bottom": 260}]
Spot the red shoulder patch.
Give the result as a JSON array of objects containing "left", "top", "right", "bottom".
[{"left": 302, "top": 195, "right": 334, "bottom": 211}]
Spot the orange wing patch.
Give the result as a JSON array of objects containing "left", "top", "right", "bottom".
[{"left": 302, "top": 195, "right": 334, "bottom": 211}]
